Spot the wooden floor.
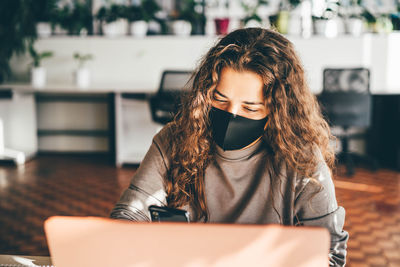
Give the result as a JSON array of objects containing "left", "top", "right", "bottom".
[{"left": 0, "top": 155, "right": 399, "bottom": 267}]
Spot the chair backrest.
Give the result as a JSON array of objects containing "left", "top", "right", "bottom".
[
  {"left": 323, "top": 68, "right": 370, "bottom": 93},
  {"left": 158, "top": 70, "right": 193, "bottom": 95},
  {"left": 319, "top": 68, "right": 372, "bottom": 128},
  {"left": 0, "top": 88, "right": 13, "bottom": 100},
  {"left": 150, "top": 70, "right": 193, "bottom": 125}
]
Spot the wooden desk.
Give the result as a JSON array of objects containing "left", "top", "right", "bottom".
[
  {"left": 0, "top": 84, "right": 158, "bottom": 166},
  {"left": 0, "top": 255, "right": 52, "bottom": 266},
  {"left": 1, "top": 84, "right": 399, "bottom": 168}
]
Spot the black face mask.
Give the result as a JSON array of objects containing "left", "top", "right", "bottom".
[{"left": 209, "top": 107, "right": 268, "bottom": 151}]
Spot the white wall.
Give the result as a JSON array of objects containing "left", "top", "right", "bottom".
[
  {"left": 10, "top": 36, "right": 217, "bottom": 93},
  {"left": 10, "top": 34, "right": 400, "bottom": 94}
]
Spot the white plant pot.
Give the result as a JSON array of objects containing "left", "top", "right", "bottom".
[
  {"left": 53, "top": 25, "right": 68, "bottom": 35},
  {"left": 170, "top": 20, "right": 192, "bottom": 36},
  {"left": 336, "top": 18, "right": 346, "bottom": 35},
  {"left": 75, "top": 68, "right": 91, "bottom": 88},
  {"left": 244, "top": 19, "right": 263, "bottom": 28},
  {"left": 147, "top": 20, "right": 162, "bottom": 34},
  {"left": 36, "top": 22, "right": 52, "bottom": 38},
  {"left": 130, "top": 21, "right": 148, "bottom": 37},
  {"left": 314, "top": 19, "right": 326, "bottom": 35},
  {"left": 102, "top": 19, "right": 129, "bottom": 38},
  {"left": 314, "top": 19, "right": 338, "bottom": 38},
  {"left": 31, "top": 67, "right": 46, "bottom": 88},
  {"left": 347, "top": 18, "right": 364, "bottom": 36}
]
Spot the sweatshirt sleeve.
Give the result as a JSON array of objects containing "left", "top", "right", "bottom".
[
  {"left": 294, "top": 161, "right": 349, "bottom": 267},
  {"left": 110, "top": 129, "right": 170, "bottom": 221}
]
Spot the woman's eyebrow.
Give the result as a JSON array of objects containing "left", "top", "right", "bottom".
[
  {"left": 215, "top": 89, "right": 264, "bottom": 105},
  {"left": 243, "top": 100, "right": 264, "bottom": 106},
  {"left": 215, "top": 90, "right": 228, "bottom": 98}
]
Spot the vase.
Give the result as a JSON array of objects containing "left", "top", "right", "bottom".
[
  {"left": 276, "top": 11, "right": 290, "bottom": 34},
  {"left": 53, "top": 25, "right": 68, "bottom": 36},
  {"left": 214, "top": 18, "right": 230, "bottom": 35},
  {"left": 170, "top": 20, "right": 192, "bottom": 36},
  {"left": 102, "top": 19, "right": 129, "bottom": 38},
  {"left": 36, "top": 22, "right": 52, "bottom": 38},
  {"left": 376, "top": 16, "right": 393, "bottom": 33},
  {"left": 75, "top": 68, "right": 90, "bottom": 88},
  {"left": 130, "top": 21, "right": 148, "bottom": 37},
  {"left": 347, "top": 18, "right": 364, "bottom": 36},
  {"left": 244, "top": 19, "right": 262, "bottom": 28},
  {"left": 314, "top": 19, "right": 338, "bottom": 38},
  {"left": 31, "top": 67, "right": 46, "bottom": 88}
]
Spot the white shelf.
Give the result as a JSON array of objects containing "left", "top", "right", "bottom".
[
  {"left": 7, "top": 33, "right": 400, "bottom": 94},
  {"left": 0, "top": 83, "right": 155, "bottom": 94}
]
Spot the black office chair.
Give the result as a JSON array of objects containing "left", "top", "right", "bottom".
[
  {"left": 149, "top": 70, "right": 193, "bottom": 125},
  {"left": 318, "top": 68, "right": 378, "bottom": 176}
]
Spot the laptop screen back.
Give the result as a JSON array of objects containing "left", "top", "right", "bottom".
[{"left": 44, "top": 216, "right": 329, "bottom": 267}]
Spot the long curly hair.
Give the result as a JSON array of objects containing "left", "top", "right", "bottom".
[{"left": 166, "top": 28, "right": 335, "bottom": 221}]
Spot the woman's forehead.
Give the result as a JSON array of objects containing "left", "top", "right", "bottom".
[{"left": 215, "top": 67, "right": 265, "bottom": 102}]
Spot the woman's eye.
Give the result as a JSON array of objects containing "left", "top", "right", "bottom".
[
  {"left": 244, "top": 107, "right": 258, "bottom": 112},
  {"left": 213, "top": 96, "right": 228, "bottom": 103}
]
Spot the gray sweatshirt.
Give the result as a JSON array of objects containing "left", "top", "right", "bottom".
[{"left": 111, "top": 125, "right": 348, "bottom": 266}]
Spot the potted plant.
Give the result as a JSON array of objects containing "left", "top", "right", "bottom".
[
  {"left": 346, "top": 14, "right": 364, "bottom": 36},
  {"left": 391, "top": 2, "right": 400, "bottom": 30},
  {"left": 0, "top": 1, "right": 36, "bottom": 83},
  {"left": 360, "top": 9, "right": 392, "bottom": 33},
  {"left": 73, "top": 52, "right": 93, "bottom": 88},
  {"left": 242, "top": 0, "right": 268, "bottom": 28},
  {"left": 52, "top": 3, "right": 70, "bottom": 35},
  {"left": 126, "top": 0, "right": 160, "bottom": 37},
  {"left": 54, "top": 0, "right": 93, "bottom": 36},
  {"left": 270, "top": 0, "right": 301, "bottom": 34},
  {"left": 340, "top": 0, "right": 364, "bottom": 36},
  {"left": 96, "top": 4, "right": 129, "bottom": 37},
  {"left": 31, "top": 0, "right": 58, "bottom": 37},
  {"left": 29, "top": 44, "right": 53, "bottom": 88},
  {"left": 178, "top": 0, "right": 206, "bottom": 35},
  {"left": 376, "top": 14, "right": 393, "bottom": 33},
  {"left": 212, "top": 0, "right": 230, "bottom": 35},
  {"left": 169, "top": 0, "right": 204, "bottom": 36},
  {"left": 313, "top": 0, "right": 343, "bottom": 38},
  {"left": 126, "top": 4, "right": 148, "bottom": 37},
  {"left": 391, "top": 12, "right": 400, "bottom": 31}
]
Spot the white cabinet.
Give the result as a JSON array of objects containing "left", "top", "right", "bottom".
[
  {"left": 115, "top": 94, "right": 161, "bottom": 166},
  {"left": 0, "top": 90, "right": 37, "bottom": 163}
]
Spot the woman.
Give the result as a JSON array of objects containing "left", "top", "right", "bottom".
[{"left": 111, "top": 28, "right": 348, "bottom": 266}]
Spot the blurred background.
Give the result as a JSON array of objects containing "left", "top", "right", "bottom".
[{"left": 0, "top": 0, "right": 399, "bottom": 266}]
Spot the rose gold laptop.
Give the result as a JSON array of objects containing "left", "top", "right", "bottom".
[{"left": 44, "top": 216, "right": 329, "bottom": 267}]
